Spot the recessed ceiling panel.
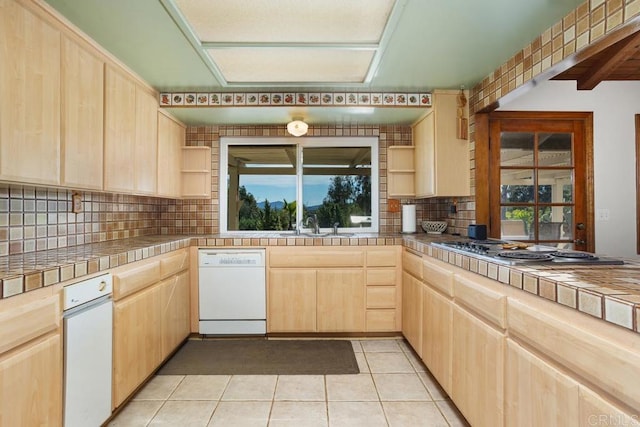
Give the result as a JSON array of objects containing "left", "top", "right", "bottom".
[
  {"left": 207, "top": 48, "right": 375, "bottom": 83},
  {"left": 175, "top": 0, "right": 395, "bottom": 43}
]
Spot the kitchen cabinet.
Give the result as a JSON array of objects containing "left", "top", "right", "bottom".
[
  {"left": 506, "top": 338, "right": 579, "bottom": 426},
  {"left": 413, "top": 90, "right": 470, "bottom": 198},
  {"left": 112, "top": 248, "right": 189, "bottom": 408},
  {"left": 0, "top": 292, "right": 62, "bottom": 427},
  {"left": 182, "top": 146, "right": 212, "bottom": 199},
  {"left": 420, "top": 257, "right": 454, "bottom": 394},
  {"left": 134, "top": 87, "right": 158, "bottom": 195},
  {"left": 268, "top": 269, "right": 316, "bottom": 332},
  {"left": 104, "top": 65, "right": 159, "bottom": 194},
  {"left": 317, "top": 269, "right": 365, "bottom": 332},
  {"left": 268, "top": 247, "right": 398, "bottom": 333},
  {"left": 387, "top": 146, "right": 415, "bottom": 197},
  {"left": 157, "top": 111, "right": 184, "bottom": 198},
  {"left": 0, "top": 0, "right": 61, "bottom": 186},
  {"left": 61, "top": 35, "right": 104, "bottom": 190},
  {"left": 451, "top": 304, "right": 505, "bottom": 427},
  {"left": 160, "top": 271, "right": 190, "bottom": 360},
  {"left": 104, "top": 65, "right": 136, "bottom": 193},
  {"left": 401, "top": 249, "right": 423, "bottom": 354},
  {"left": 113, "top": 281, "right": 162, "bottom": 408},
  {"left": 579, "top": 386, "right": 638, "bottom": 427},
  {"left": 451, "top": 273, "right": 506, "bottom": 427}
]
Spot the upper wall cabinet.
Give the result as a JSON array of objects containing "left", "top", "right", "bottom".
[
  {"left": 104, "top": 66, "right": 137, "bottom": 193},
  {"left": 61, "top": 35, "right": 104, "bottom": 190},
  {"left": 157, "top": 111, "right": 184, "bottom": 199},
  {"left": 387, "top": 146, "right": 415, "bottom": 198},
  {"left": 413, "top": 90, "right": 470, "bottom": 198},
  {"left": 0, "top": 0, "right": 61, "bottom": 186},
  {"left": 104, "top": 66, "right": 158, "bottom": 195}
]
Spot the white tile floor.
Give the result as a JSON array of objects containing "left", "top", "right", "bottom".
[{"left": 109, "top": 338, "right": 469, "bottom": 427}]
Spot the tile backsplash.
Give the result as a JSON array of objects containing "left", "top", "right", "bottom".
[
  {"left": 0, "top": 124, "right": 473, "bottom": 256},
  {"left": 0, "top": 186, "right": 160, "bottom": 256}
]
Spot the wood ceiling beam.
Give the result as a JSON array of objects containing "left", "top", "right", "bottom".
[{"left": 577, "top": 30, "right": 640, "bottom": 90}]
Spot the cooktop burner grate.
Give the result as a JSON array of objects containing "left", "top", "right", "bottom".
[
  {"left": 496, "top": 251, "right": 553, "bottom": 261},
  {"left": 550, "top": 251, "right": 597, "bottom": 260}
]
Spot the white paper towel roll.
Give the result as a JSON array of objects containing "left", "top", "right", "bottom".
[{"left": 402, "top": 204, "right": 416, "bottom": 233}]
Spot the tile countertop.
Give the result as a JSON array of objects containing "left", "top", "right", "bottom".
[{"left": 2, "top": 232, "right": 640, "bottom": 335}]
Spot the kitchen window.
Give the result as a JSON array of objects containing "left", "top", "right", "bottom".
[{"left": 219, "top": 137, "right": 379, "bottom": 233}]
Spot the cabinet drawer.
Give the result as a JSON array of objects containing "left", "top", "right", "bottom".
[
  {"left": 366, "top": 310, "right": 397, "bottom": 332},
  {"left": 366, "top": 268, "right": 396, "bottom": 286},
  {"left": 366, "top": 286, "right": 396, "bottom": 309},
  {"left": 453, "top": 274, "right": 506, "bottom": 329},
  {"left": 366, "top": 247, "right": 398, "bottom": 267},
  {"left": 423, "top": 257, "right": 454, "bottom": 297},
  {"left": 402, "top": 249, "right": 423, "bottom": 279},
  {"left": 160, "top": 249, "right": 188, "bottom": 279},
  {"left": 269, "top": 248, "right": 364, "bottom": 268},
  {"left": 113, "top": 260, "right": 161, "bottom": 300},
  {"left": 0, "top": 294, "right": 60, "bottom": 355}
]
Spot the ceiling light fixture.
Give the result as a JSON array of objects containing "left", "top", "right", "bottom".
[{"left": 287, "top": 120, "right": 308, "bottom": 137}]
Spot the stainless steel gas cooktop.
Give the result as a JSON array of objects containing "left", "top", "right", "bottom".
[{"left": 431, "top": 241, "right": 624, "bottom": 266}]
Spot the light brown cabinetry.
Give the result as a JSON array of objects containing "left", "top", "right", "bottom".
[
  {"left": 401, "top": 249, "right": 423, "bottom": 354},
  {"left": 268, "top": 269, "right": 316, "bottom": 332},
  {"left": 0, "top": 0, "right": 61, "bottom": 186},
  {"left": 61, "top": 36, "right": 104, "bottom": 190},
  {"left": 413, "top": 90, "right": 470, "bottom": 198},
  {"left": 104, "top": 66, "right": 159, "bottom": 194},
  {"left": 134, "top": 88, "right": 158, "bottom": 195},
  {"left": 317, "top": 270, "right": 365, "bottom": 332},
  {"left": 157, "top": 111, "right": 184, "bottom": 198},
  {"left": 267, "top": 246, "right": 400, "bottom": 333},
  {"left": 104, "top": 66, "right": 136, "bottom": 193},
  {"left": 182, "top": 146, "right": 212, "bottom": 198},
  {"left": 112, "top": 249, "right": 189, "bottom": 408},
  {"left": 387, "top": 146, "right": 415, "bottom": 198},
  {"left": 506, "top": 338, "right": 579, "bottom": 426},
  {"left": 420, "top": 257, "right": 454, "bottom": 394},
  {"left": 0, "top": 292, "right": 62, "bottom": 426}
]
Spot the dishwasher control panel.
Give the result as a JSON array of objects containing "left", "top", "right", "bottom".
[
  {"left": 63, "top": 273, "right": 113, "bottom": 310},
  {"left": 199, "top": 249, "right": 265, "bottom": 267}
]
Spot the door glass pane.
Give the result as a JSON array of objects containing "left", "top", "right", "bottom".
[
  {"left": 500, "top": 170, "right": 534, "bottom": 203},
  {"left": 501, "top": 206, "right": 533, "bottom": 241},
  {"left": 302, "top": 146, "right": 372, "bottom": 228},
  {"left": 538, "top": 133, "right": 572, "bottom": 166},
  {"left": 538, "top": 169, "right": 573, "bottom": 203},
  {"left": 500, "top": 132, "right": 534, "bottom": 166},
  {"left": 538, "top": 206, "right": 572, "bottom": 241},
  {"left": 227, "top": 145, "right": 297, "bottom": 231}
]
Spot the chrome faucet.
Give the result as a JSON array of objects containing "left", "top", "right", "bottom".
[
  {"left": 333, "top": 222, "right": 340, "bottom": 235},
  {"left": 305, "top": 214, "right": 320, "bottom": 234}
]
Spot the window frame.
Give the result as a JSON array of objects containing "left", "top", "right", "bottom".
[{"left": 219, "top": 136, "right": 379, "bottom": 234}]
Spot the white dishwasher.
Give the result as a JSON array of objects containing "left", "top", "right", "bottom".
[
  {"left": 198, "top": 249, "right": 266, "bottom": 335},
  {"left": 63, "top": 273, "right": 113, "bottom": 427}
]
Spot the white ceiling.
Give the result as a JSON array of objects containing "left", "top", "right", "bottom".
[{"left": 43, "top": 0, "right": 584, "bottom": 126}]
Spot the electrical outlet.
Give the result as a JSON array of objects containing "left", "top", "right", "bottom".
[{"left": 596, "top": 209, "right": 610, "bottom": 221}]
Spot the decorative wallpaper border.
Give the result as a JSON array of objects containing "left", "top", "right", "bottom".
[{"left": 160, "top": 92, "right": 432, "bottom": 108}]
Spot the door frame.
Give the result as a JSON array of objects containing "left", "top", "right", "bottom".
[{"left": 475, "top": 111, "right": 594, "bottom": 252}]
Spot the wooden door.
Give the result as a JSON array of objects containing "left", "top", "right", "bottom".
[
  {"left": 452, "top": 305, "right": 505, "bottom": 427},
  {"left": 317, "top": 269, "right": 365, "bottom": 332},
  {"left": 0, "top": 0, "right": 61, "bottom": 185},
  {"left": 134, "top": 87, "right": 158, "bottom": 195},
  {"left": 61, "top": 35, "right": 104, "bottom": 190},
  {"left": 268, "top": 269, "right": 316, "bottom": 332},
  {"left": 488, "top": 112, "right": 593, "bottom": 251},
  {"left": 113, "top": 284, "right": 162, "bottom": 408},
  {"left": 413, "top": 111, "right": 435, "bottom": 197},
  {"left": 401, "top": 272, "right": 423, "bottom": 354},
  {"left": 421, "top": 284, "right": 452, "bottom": 394},
  {"left": 104, "top": 66, "right": 136, "bottom": 193},
  {"left": 506, "top": 339, "right": 579, "bottom": 426},
  {"left": 0, "top": 334, "right": 62, "bottom": 427},
  {"left": 157, "top": 112, "right": 183, "bottom": 198},
  {"left": 579, "top": 385, "right": 639, "bottom": 426},
  {"left": 160, "top": 271, "right": 190, "bottom": 359}
]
